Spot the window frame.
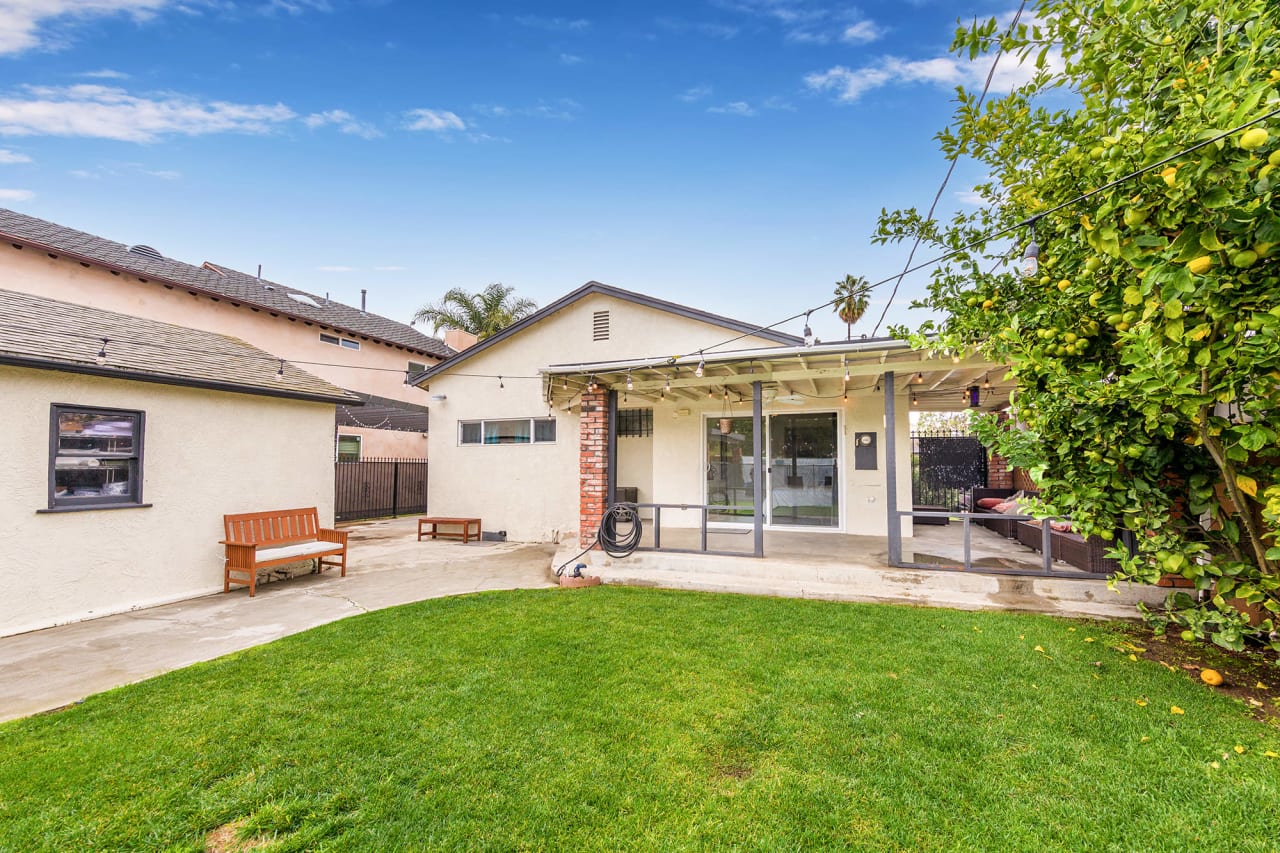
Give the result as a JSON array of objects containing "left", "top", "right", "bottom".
[
  {"left": 46, "top": 403, "right": 147, "bottom": 512},
  {"left": 319, "top": 332, "right": 361, "bottom": 350},
  {"left": 336, "top": 433, "right": 362, "bottom": 462},
  {"left": 458, "top": 417, "right": 557, "bottom": 446}
]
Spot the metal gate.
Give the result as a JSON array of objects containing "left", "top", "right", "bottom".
[
  {"left": 910, "top": 431, "right": 988, "bottom": 510},
  {"left": 335, "top": 458, "right": 428, "bottom": 522}
]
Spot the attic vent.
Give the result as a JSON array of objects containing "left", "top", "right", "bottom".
[
  {"left": 592, "top": 310, "right": 610, "bottom": 341},
  {"left": 287, "top": 292, "right": 322, "bottom": 308},
  {"left": 127, "top": 244, "right": 163, "bottom": 261}
]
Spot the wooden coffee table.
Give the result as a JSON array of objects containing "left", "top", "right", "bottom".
[{"left": 417, "top": 517, "right": 482, "bottom": 543}]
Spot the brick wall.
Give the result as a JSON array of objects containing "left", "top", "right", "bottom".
[{"left": 579, "top": 387, "right": 608, "bottom": 544}]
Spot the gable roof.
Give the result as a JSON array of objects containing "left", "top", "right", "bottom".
[
  {"left": 413, "top": 281, "right": 803, "bottom": 383},
  {"left": 0, "top": 288, "right": 359, "bottom": 405},
  {"left": 0, "top": 208, "right": 452, "bottom": 359}
]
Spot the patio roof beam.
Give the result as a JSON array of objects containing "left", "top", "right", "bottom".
[{"left": 611, "top": 358, "right": 961, "bottom": 392}]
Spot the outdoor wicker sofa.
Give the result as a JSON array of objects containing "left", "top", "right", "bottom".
[{"left": 970, "top": 487, "right": 1121, "bottom": 574}]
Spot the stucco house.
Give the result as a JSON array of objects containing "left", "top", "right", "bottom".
[
  {"left": 413, "top": 282, "right": 1013, "bottom": 556},
  {"left": 0, "top": 288, "right": 358, "bottom": 637},
  {"left": 0, "top": 208, "right": 448, "bottom": 460}
]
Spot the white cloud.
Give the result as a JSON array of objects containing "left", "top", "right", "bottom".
[
  {"left": 0, "top": 0, "right": 171, "bottom": 56},
  {"left": 316, "top": 265, "right": 354, "bottom": 272},
  {"left": 80, "top": 68, "right": 130, "bottom": 79},
  {"left": 955, "top": 190, "right": 987, "bottom": 206},
  {"left": 841, "top": 20, "right": 885, "bottom": 44},
  {"left": 304, "top": 109, "right": 381, "bottom": 139},
  {"left": 511, "top": 15, "right": 589, "bottom": 32},
  {"left": 0, "top": 148, "right": 31, "bottom": 164},
  {"left": 405, "top": 109, "right": 465, "bottom": 133},
  {"left": 0, "top": 188, "right": 34, "bottom": 201},
  {"left": 373, "top": 265, "right": 406, "bottom": 272},
  {"left": 679, "top": 84, "right": 713, "bottom": 103},
  {"left": 805, "top": 48, "right": 1062, "bottom": 103},
  {"left": 708, "top": 101, "right": 756, "bottom": 117},
  {"left": 559, "top": 53, "right": 583, "bottom": 65},
  {"left": 68, "top": 161, "right": 181, "bottom": 179},
  {"left": 0, "top": 84, "right": 295, "bottom": 142},
  {"left": 471, "top": 99, "right": 580, "bottom": 121}
]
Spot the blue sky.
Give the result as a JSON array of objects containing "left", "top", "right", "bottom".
[{"left": 0, "top": 0, "right": 1033, "bottom": 343}]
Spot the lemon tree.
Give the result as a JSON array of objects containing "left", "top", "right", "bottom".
[{"left": 880, "top": 0, "right": 1280, "bottom": 650}]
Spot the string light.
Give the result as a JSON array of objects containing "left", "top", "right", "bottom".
[
  {"left": 625, "top": 370, "right": 633, "bottom": 391},
  {"left": 802, "top": 311, "right": 814, "bottom": 348},
  {"left": 1022, "top": 215, "right": 1041, "bottom": 278},
  {"left": 588, "top": 375, "right": 597, "bottom": 392},
  {"left": 95, "top": 338, "right": 108, "bottom": 366},
  {"left": 913, "top": 372, "right": 924, "bottom": 384},
  {"left": 695, "top": 353, "right": 705, "bottom": 378},
  {"left": 911, "top": 393, "right": 919, "bottom": 406},
  {"left": 403, "top": 368, "right": 412, "bottom": 386},
  {"left": 276, "top": 358, "right": 285, "bottom": 380},
  {"left": 982, "top": 374, "right": 992, "bottom": 389},
  {"left": 498, "top": 375, "right": 504, "bottom": 389}
]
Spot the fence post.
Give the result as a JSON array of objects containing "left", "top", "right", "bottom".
[{"left": 392, "top": 459, "right": 400, "bottom": 517}]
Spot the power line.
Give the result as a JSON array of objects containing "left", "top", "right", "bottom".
[{"left": 870, "top": 0, "right": 1030, "bottom": 337}]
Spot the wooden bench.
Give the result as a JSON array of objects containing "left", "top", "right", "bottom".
[
  {"left": 417, "top": 517, "right": 482, "bottom": 543},
  {"left": 221, "top": 507, "right": 348, "bottom": 596}
]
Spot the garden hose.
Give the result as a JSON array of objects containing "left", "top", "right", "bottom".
[{"left": 555, "top": 503, "right": 643, "bottom": 576}]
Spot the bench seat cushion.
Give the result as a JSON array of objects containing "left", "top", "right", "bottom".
[{"left": 255, "top": 540, "right": 344, "bottom": 563}]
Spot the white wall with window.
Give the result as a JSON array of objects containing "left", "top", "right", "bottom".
[{"left": 1, "top": 365, "right": 338, "bottom": 637}]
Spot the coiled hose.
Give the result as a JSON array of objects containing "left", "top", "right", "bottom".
[{"left": 555, "top": 503, "right": 643, "bottom": 576}]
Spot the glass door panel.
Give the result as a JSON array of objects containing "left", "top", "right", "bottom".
[
  {"left": 706, "top": 416, "right": 758, "bottom": 524},
  {"left": 769, "top": 412, "right": 838, "bottom": 527}
]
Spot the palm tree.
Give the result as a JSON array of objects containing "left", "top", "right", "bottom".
[
  {"left": 413, "top": 282, "right": 537, "bottom": 340},
  {"left": 832, "top": 274, "right": 870, "bottom": 340}
]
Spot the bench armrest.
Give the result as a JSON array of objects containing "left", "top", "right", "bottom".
[{"left": 317, "top": 528, "right": 348, "bottom": 546}]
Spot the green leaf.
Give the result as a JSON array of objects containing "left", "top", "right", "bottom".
[{"left": 1236, "top": 474, "right": 1259, "bottom": 498}]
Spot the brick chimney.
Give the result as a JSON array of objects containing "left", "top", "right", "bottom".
[{"left": 444, "top": 329, "right": 480, "bottom": 352}]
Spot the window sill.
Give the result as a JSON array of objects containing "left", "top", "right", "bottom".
[{"left": 37, "top": 502, "right": 153, "bottom": 514}]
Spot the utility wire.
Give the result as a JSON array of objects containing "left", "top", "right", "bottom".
[{"left": 871, "top": 0, "right": 1030, "bottom": 336}]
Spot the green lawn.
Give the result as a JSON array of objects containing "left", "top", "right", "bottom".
[{"left": 1, "top": 588, "right": 1277, "bottom": 851}]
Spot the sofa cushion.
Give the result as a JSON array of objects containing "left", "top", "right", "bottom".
[{"left": 976, "top": 497, "right": 1005, "bottom": 509}]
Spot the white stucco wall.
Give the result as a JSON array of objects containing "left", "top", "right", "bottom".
[
  {"left": 425, "top": 292, "right": 786, "bottom": 542},
  {"left": 0, "top": 365, "right": 337, "bottom": 637}
]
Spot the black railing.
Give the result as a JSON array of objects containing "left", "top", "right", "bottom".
[
  {"left": 335, "top": 457, "right": 427, "bottom": 522},
  {"left": 633, "top": 502, "right": 764, "bottom": 558}
]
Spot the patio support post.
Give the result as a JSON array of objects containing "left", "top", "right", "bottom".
[
  {"left": 884, "top": 371, "right": 902, "bottom": 566},
  {"left": 578, "top": 386, "right": 609, "bottom": 546},
  {"left": 752, "top": 380, "right": 764, "bottom": 558},
  {"left": 606, "top": 389, "right": 618, "bottom": 507}
]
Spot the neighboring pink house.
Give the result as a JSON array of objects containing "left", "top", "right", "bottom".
[{"left": 0, "top": 208, "right": 450, "bottom": 459}]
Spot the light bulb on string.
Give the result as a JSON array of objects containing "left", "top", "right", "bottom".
[
  {"left": 913, "top": 372, "right": 924, "bottom": 384},
  {"left": 911, "top": 393, "right": 919, "bottom": 406},
  {"left": 695, "top": 354, "right": 705, "bottom": 378},
  {"left": 802, "top": 311, "right": 814, "bottom": 348},
  {"left": 498, "top": 375, "right": 504, "bottom": 390},
  {"left": 982, "top": 374, "right": 992, "bottom": 390},
  {"left": 275, "top": 358, "right": 285, "bottom": 380},
  {"left": 626, "top": 370, "right": 633, "bottom": 391},
  {"left": 95, "top": 338, "right": 109, "bottom": 366},
  {"left": 1021, "top": 216, "right": 1041, "bottom": 278}
]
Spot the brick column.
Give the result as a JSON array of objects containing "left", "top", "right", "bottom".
[
  {"left": 987, "top": 410, "right": 1014, "bottom": 489},
  {"left": 579, "top": 387, "right": 608, "bottom": 544}
]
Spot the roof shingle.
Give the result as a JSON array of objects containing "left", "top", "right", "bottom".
[
  {"left": 0, "top": 288, "right": 359, "bottom": 404},
  {"left": 0, "top": 208, "right": 452, "bottom": 359}
]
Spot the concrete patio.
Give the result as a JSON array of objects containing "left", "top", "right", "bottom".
[
  {"left": 0, "top": 516, "right": 556, "bottom": 723},
  {"left": 562, "top": 522, "right": 1165, "bottom": 620}
]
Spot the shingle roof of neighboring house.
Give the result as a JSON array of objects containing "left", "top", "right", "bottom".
[
  {"left": 0, "top": 208, "right": 452, "bottom": 359},
  {"left": 412, "top": 280, "right": 804, "bottom": 383},
  {"left": 0, "top": 288, "right": 360, "bottom": 405}
]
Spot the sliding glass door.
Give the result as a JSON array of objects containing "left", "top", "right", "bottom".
[
  {"left": 768, "top": 412, "right": 839, "bottom": 527},
  {"left": 705, "top": 411, "right": 839, "bottom": 528}
]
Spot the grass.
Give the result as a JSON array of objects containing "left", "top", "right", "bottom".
[{"left": 1, "top": 587, "right": 1278, "bottom": 851}]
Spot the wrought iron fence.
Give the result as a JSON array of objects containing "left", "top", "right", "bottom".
[
  {"left": 335, "top": 457, "right": 427, "bottom": 522},
  {"left": 910, "top": 430, "right": 988, "bottom": 511}
]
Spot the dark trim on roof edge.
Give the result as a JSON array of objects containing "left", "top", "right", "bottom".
[
  {"left": 0, "top": 231, "right": 447, "bottom": 359},
  {"left": 413, "top": 281, "right": 803, "bottom": 384},
  {"left": 0, "top": 354, "right": 362, "bottom": 406}
]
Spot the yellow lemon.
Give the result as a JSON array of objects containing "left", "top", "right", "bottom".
[
  {"left": 1239, "top": 127, "right": 1269, "bottom": 150},
  {"left": 1187, "top": 255, "right": 1213, "bottom": 275},
  {"left": 1200, "top": 668, "right": 1224, "bottom": 686}
]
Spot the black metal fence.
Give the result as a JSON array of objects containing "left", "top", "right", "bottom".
[
  {"left": 910, "top": 430, "right": 988, "bottom": 511},
  {"left": 335, "top": 457, "right": 428, "bottom": 522}
]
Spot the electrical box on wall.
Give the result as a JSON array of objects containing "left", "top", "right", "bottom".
[{"left": 854, "top": 432, "right": 877, "bottom": 470}]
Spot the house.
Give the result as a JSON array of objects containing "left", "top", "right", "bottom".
[
  {"left": 0, "top": 288, "right": 358, "bottom": 637},
  {"left": 413, "top": 282, "right": 1014, "bottom": 553},
  {"left": 0, "top": 208, "right": 450, "bottom": 460}
]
